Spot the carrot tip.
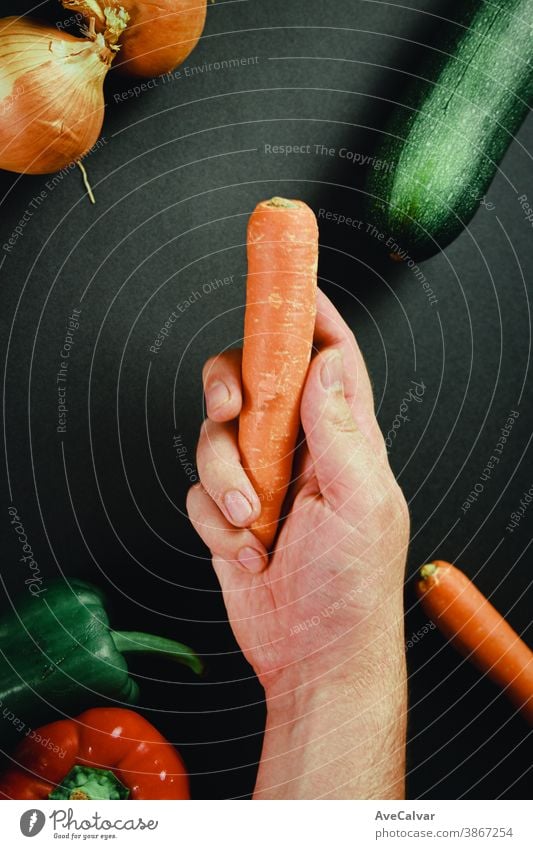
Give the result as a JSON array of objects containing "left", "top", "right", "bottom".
[
  {"left": 264, "top": 196, "right": 298, "bottom": 209},
  {"left": 420, "top": 562, "right": 438, "bottom": 580}
]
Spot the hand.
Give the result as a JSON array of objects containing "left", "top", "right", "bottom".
[
  {"left": 187, "top": 289, "right": 409, "bottom": 699},
  {"left": 187, "top": 289, "right": 409, "bottom": 798}
]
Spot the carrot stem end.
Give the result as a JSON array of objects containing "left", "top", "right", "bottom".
[{"left": 420, "top": 562, "right": 438, "bottom": 580}]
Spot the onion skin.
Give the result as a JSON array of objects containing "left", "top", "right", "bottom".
[
  {"left": 64, "top": 1, "right": 208, "bottom": 78},
  {"left": 0, "top": 18, "right": 112, "bottom": 175}
]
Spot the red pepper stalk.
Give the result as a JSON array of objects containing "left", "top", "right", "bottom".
[{"left": 0, "top": 708, "right": 189, "bottom": 800}]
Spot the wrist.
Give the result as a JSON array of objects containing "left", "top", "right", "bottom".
[
  {"left": 263, "top": 601, "right": 406, "bottom": 718},
  {"left": 255, "top": 641, "right": 407, "bottom": 800},
  {"left": 264, "top": 643, "right": 406, "bottom": 728}
]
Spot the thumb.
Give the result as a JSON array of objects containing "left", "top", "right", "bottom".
[{"left": 300, "top": 350, "right": 378, "bottom": 517}]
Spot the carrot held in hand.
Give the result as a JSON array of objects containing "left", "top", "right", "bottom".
[
  {"left": 238, "top": 197, "right": 319, "bottom": 549},
  {"left": 416, "top": 560, "right": 533, "bottom": 724}
]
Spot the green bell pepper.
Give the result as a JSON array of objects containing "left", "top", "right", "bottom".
[{"left": 0, "top": 579, "right": 202, "bottom": 749}]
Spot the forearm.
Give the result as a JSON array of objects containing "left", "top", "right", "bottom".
[{"left": 253, "top": 624, "right": 407, "bottom": 800}]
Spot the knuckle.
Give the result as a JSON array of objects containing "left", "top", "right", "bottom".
[
  {"left": 202, "top": 459, "right": 223, "bottom": 498},
  {"left": 359, "top": 469, "right": 404, "bottom": 516},
  {"left": 359, "top": 478, "right": 388, "bottom": 516},
  {"left": 327, "top": 401, "right": 358, "bottom": 436},
  {"left": 375, "top": 477, "right": 410, "bottom": 538}
]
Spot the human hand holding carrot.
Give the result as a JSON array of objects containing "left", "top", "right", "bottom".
[{"left": 187, "top": 200, "right": 410, "bottom": 797}]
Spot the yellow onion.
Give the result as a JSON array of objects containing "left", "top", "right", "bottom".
[
  {"left": 0, "top": 15, "right": 126, "bottom": 175},
  {"left": 62, "top": 0, "right": 208, "bottom": 78}
]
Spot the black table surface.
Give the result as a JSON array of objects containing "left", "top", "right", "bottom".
[{"left": 0, "top": 0, "right": 531, "bottom": 799}]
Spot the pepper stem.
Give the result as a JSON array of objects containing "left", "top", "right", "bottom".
[
  {"left": 49, "top": 766, "right": 129, "bottom": 801},
  {"left": 111, "top": 631, "right": 204, "bottom": 675}
]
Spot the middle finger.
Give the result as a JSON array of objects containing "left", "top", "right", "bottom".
[{"left": 196, "top": 417, "right": 261, "bottom": 528}]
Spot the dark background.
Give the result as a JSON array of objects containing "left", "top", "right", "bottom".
[{"left": 0, "top": 0, "right": 531, "bottom": 799}]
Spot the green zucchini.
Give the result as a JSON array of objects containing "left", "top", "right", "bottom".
[{"left": 366, "top": 0, "right": 533, "bottom": 259}]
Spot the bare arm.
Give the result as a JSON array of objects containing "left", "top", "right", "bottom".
[{"left": 187, "top": 289, "right": 409, "bottom": 799}]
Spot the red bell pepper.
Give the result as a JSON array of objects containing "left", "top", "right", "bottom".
[{"left": 0, "top": 708, "right": 189, "bottom": 800}]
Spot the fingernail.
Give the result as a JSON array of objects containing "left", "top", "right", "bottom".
[
  {"left": 321, "top": 353, "right": 343, "bottom": 392},
  {"left": 224, "top": 490, "right": 253, "bottom": 525},
  {"left": 238, "top": 546, "right": 267, "bottom": 573},
  {"left": 206, "top": 380, "right": 230, "bottom": 413}
]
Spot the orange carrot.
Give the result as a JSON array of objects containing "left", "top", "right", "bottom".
[
  {"left": 416, "top": 560, "right": 533, "bottom": 724},
  {"left": 238, "top": 197, "right": 319, "bottom": 550}
]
